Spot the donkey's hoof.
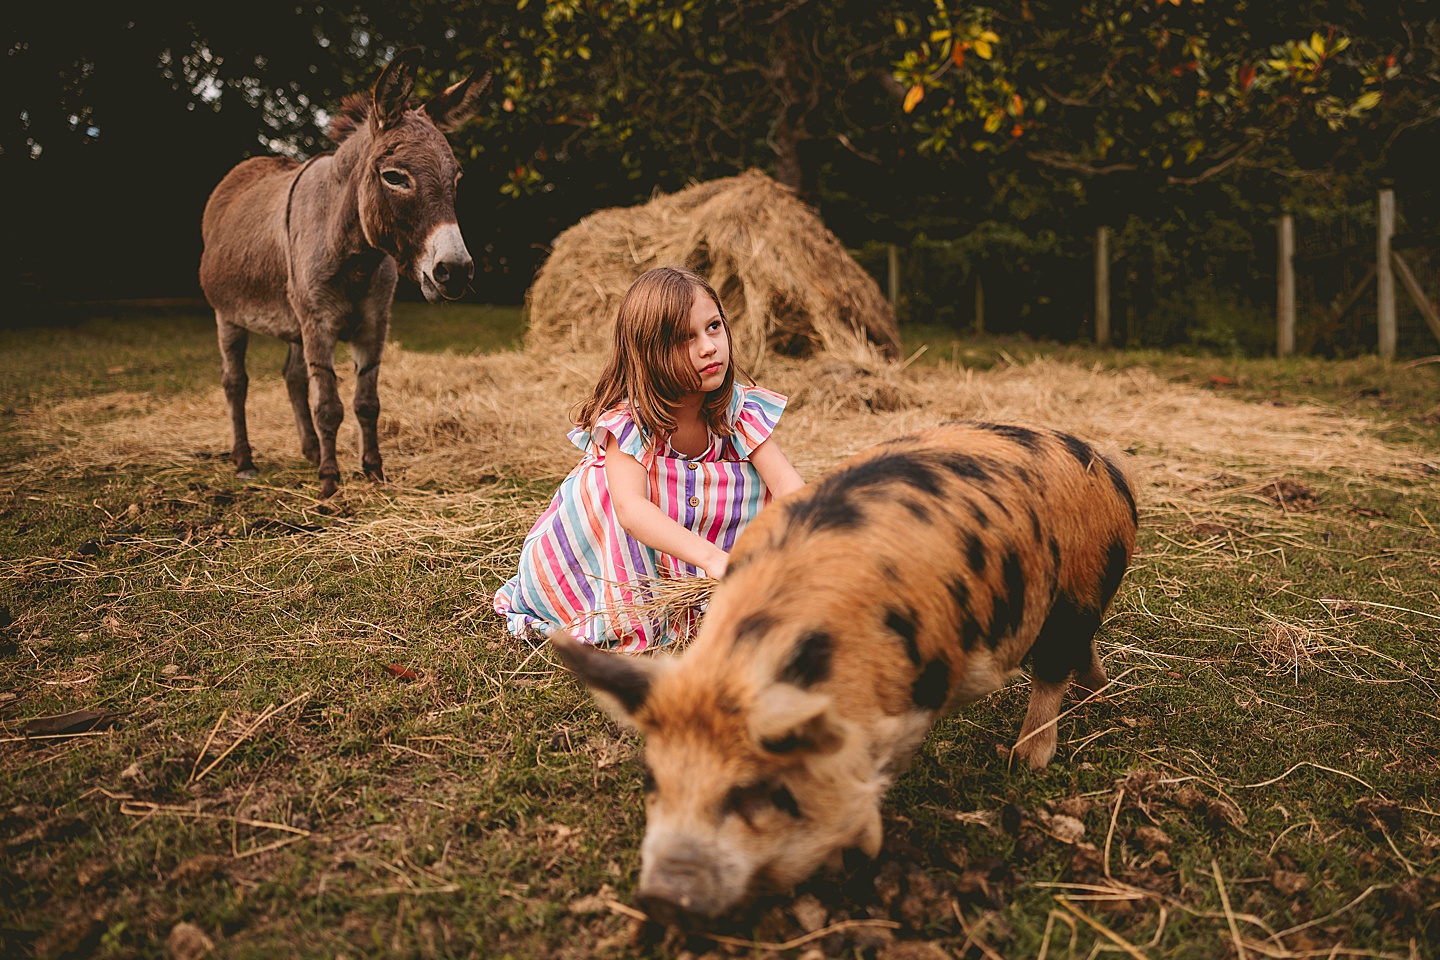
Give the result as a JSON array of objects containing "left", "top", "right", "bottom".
[
  {"left": 365, "top": 466, "right": 386, "bottom": 484},
  {"left": 236, "top": 467, "right": 259, "bottom": 480},
  {"left": 320, "top": 477, "right": 339, "bottom": 499},
  {"left": 302, "top": 444, "right": 321, "bottom": 465}
]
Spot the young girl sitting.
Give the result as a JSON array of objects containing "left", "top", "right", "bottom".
[{"left": 493, "top": 266, "right": 805, "bottom": 651}]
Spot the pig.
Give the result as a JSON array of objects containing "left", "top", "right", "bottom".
[{"left": 549, "top": 420, "right": 1138, "bottom": 923}]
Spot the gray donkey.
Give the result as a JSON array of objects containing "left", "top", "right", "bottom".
[{"left": 199, "top": 50, "right": 487, "bottom": 498}]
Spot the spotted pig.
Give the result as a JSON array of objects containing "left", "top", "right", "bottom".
[{"left": 550, "top": 420, "right": 1138, "bottom": 922}]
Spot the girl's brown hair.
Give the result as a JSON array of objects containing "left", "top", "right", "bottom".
[{"left": 574, "top": 266, "right": 741, "bottom": 440}]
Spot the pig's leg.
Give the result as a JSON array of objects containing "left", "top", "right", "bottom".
[
  {"left": 1015, "top": 592, "right": 1107, "bottom": 768},
  {"left": 1013, "top": 677, "right": 1067, "bottom": 770},
  {"left": 1073, "top": 646, "right": 1109, "bottom": 697}
]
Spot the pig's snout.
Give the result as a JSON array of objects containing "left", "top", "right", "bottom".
[{"left": 637, "top": 850, "right": 732, "bottom": 924}]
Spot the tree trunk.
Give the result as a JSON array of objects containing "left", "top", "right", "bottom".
[{"left": 769, "top": 16, "right": 812, "bottom": 200}]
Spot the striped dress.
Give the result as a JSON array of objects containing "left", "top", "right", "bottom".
[{"left": 493, "top": 384, "right": 787, "bottom": 651}]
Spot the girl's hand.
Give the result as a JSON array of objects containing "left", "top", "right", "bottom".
[{"left": 703, "top": 548, "right": 728, "bottom": 580}]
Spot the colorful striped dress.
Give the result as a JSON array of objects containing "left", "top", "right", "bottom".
[{"left": 493, "top": 384, "right": 787, "bottom": 651}]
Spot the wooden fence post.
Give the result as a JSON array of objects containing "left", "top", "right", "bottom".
[
  {"left": 1277, "top": 213, "right": 1295, "bottom": 357},
  {"left": 1377, "top": 188, "right": 1396, "bottom": 360},
  {"left": 887, "top": 243, "right": 900, "bottom": 315},
  {"left": 1095, "top": 225, "right": 1110, "bottom": 346},
  {"left": 974, "top": 273, "right": 985, "bottom": 335}
]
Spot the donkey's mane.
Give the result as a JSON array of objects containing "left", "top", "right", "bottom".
[{"left": 328, "top": 94, "right": 372, "bottom": 143}]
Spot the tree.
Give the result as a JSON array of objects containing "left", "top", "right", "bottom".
[
  {"left": 892, "top": 0, "right": 1399, "bottom": 188},
  {"left": 883, "top": 1, "right": 1440, "bottom": 346},
  {"left": 482, "top": 0, "right": 912, "bottom": 202}
]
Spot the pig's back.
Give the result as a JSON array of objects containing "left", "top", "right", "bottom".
[{"left": 695, "top": 422, "right": 1138, "bottom": 718}]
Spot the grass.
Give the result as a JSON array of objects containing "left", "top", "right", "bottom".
[{"left": 2, "top": 308, "right": 1439, "bottom": 959}]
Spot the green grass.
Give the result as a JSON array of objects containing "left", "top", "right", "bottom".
[
  {"left": 2, "top": 309, "right": 1438, "bottom": 959},
  {"left": 0, "top": 303, "right": 525, "bottom": 408}
]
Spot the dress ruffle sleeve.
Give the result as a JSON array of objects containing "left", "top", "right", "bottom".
[
  {"left": 726, "top": 385, "right": 788, "bottom": 460},
  {"left": 568, "top": 405, "right": 656, "bottom": 469}
]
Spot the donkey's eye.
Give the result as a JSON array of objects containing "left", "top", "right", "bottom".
[{"left": 381, "top": 170, "right": 411, "bottom": 188}]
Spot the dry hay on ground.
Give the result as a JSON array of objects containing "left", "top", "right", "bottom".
[
  {"left": 13, "top": 347, "right": 1436, "bottom": 503},
  {"left": 524, "top": 168, "right": 901, "bottom": 367},
  {"left": 15, "top": 347, "right": 1435, "bottom": 501},
  {"left": 10, "top": 346, "right": 1438, "bottom": 593},
  {"left": 8, "top": 345, "right": 1438, "bottom": 675}
]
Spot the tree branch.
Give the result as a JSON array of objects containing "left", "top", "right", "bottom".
[
  {"left": 1025, "top": 151, "right": 1138, "bottom": 175},
  {"left": 1040, "top": 80, "right": 1109, "bottom": 108}
]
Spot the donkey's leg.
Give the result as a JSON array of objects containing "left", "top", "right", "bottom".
[
  {"left": 217, "top": 318, "right": 256, "bottom": 478},
  {"left": 284, "top": 341, "right": 320, "bottom": 464},
  {"left": 350, "top": 310, "right": 390, "bottom": 483},
  {"left": 302, "top": 331, "right": 344, "bottom": 499}
]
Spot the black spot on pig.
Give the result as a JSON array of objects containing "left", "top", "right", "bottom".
[
  {"left": 912, "top": 659, "right": 951, "bottom": 710},
  {"left": 780, "top": 631, "right": 833, "bottom": 689},
  {"left": 886, "top": 609, "right": 921, "bottom": 665}
]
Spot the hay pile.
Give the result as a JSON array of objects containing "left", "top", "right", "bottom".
[{"left": 524, "top": 169, "right": 901, "bottom": 367}]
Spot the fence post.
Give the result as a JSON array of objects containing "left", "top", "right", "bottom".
[
  {"left": 1095, "top": 225, "right": 1110, "bottom": 346},
  {"left": 1277, "top": 213, "right": 1295, "bottom": 357},
  {"left": 886, "top": 243, "right": 901, "bottom": 315},
  {"left": 974, "top": 273, "right": 985, "bottom": 335},
  {"left": 1377, "top": 188, "right": 1396, "bottom": 360}
]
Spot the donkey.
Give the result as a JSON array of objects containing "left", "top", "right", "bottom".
[{"left": 199, "top": 50, "right": 488, "bottom": 498}]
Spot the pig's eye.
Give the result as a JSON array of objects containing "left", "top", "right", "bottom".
[
  {"left": 642, "top": 766, "right": 657, "bottom": 795},
  {"left": 724, "top": 782, "right": 802, "bottom": 825}
]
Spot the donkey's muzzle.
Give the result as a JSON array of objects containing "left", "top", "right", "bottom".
[
  {"left": 429, "top": 255, "right": 473, "bottom": 300},
  {"left": 420, "top": 223, "right": 473, "bottom": 302}
]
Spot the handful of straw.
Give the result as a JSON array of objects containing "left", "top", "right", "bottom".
[{"left": 596, "top": 575, "right": 718, "bottom": 649}]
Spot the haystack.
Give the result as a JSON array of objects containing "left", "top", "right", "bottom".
[{"left": 524, "top": 169, "right": 901, "bottom": 367}]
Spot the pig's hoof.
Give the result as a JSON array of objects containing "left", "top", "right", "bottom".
[{"left": 1011, "top": 739, "right": 1056, "bottom": 771}]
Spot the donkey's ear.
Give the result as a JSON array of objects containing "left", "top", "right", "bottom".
[
  {"left": 423, "top": 70, "right": 491, "bottom": 132},
  {"left": 373, "top": 48, "right": 421, "bottom": 130},
  {"left": 549, "top": 630, "right": 669, "bottom": 730}
]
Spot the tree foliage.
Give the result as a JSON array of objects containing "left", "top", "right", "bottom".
[
  {"left": 475, "top": 0, "right": 910, "bottom": 201},
  {"left": 4, "top": 0, "right": 1438, "bottom": 347},
  {"left": 891, "top": 0, "right": 1423, "bottom": 193}
]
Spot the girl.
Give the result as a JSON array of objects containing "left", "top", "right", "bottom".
[{"left": 494, "top": 266, "right": 805, "bottom": 651}]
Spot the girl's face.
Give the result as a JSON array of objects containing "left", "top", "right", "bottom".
[{"left": 683, "top": 286, "right": 729, "bottom": 395}]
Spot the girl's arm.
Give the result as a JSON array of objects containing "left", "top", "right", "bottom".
[
  {"left": 604, "top": 435, "right": 730, "bottom": 578},
  {"left": 749, "top": 436, "right": 805, "bottom": 500}
]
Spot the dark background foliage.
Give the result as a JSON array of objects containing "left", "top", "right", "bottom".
[{"left": 3, "top": 2, "right": 1437, "bottom": 352}]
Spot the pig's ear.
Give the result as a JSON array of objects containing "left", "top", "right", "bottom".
[
  {"left": 549, "top": 630, "right": 666, "bottom": 728},
  {"left": 750, "top": 684, "right": 843, "bottom": 757}
]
